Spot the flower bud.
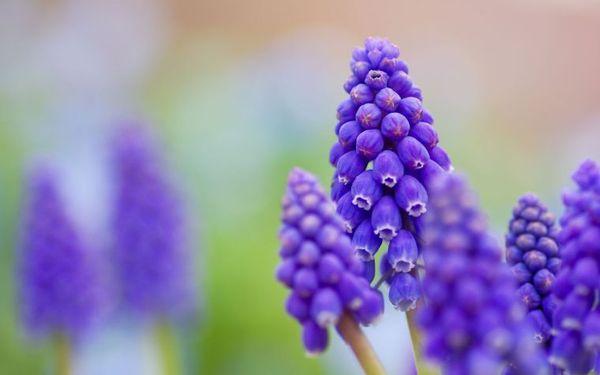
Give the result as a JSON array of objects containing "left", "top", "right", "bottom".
[
  {"left": 398, "top": 97, "right": 423, "bottom": 124},
  {"left": 356, "top": 129, "right": 384, "bottom": 160},
  {"left": 373, "top": 150, "right": 404, "bottom": 188},
  {"left": 351, "top": 220, "right": 382, "bottom": 261},
  {"left": 302, "top": 321, "right": 328, "bottom": 356},
  {"left": 286, "top": 292, "right": 309, "bottom": 322},
  {"left": 397, "top": 136, "right": 430, "bottom": 170},
  {"left": 310, "top": 288, "right": 342, "bottom": 327},
  {"left": 430, "top": 146, "right": 452, "bottom": 171},
  {"left": 338, "top": 121, "right": 362, "bottom": 149},
  {"left": 329, "top": 142, "right": 345, "bottom": 166},
  {"left": 387, "top": 230, "right": 419, "bottom": 272},
  {"left": 371, "top": 196, "right": 402, "bottom": 241},
  {"left": 395, "top": 175, "right": 428, "bottom": 217},
  {"left": 336, "top": 151, "right": 366, "bottom": 185},
  {"left": 318, "top": 253, "right": 345, "bottom": 284},
  {"left": 375, "top": 88, "right": 401, "bottom": 112},
  {"left": 387, "top": 71, "right": 413, "bottom": 97},
  {"left": 381, "top": 112, "right": 410, "bottom": 142},
  {"left": 350, "top": 83, "right": 374, "bottom": 105},
  {"left": 356, "top": 103, "right": 382, "bottom": 129},
  {"left": 364, "top": 70, "right": 388, "bottom": 90},
  {"left": 389, "top": 273, "right": 420, "bottom": 311},
  {"left": 336, "top": 99, "right": 356, "bottom": 123},
  {"left": 410, "top": 122, "right": 439, "bottom": 150},
  {"left": 336, "top": 192, "right": 367, "bottom": 232}
]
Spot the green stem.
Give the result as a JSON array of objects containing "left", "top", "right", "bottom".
[
  {"left": 336, "top": 312, "right": 387, "bottom": 375},
  {"left": 54, "top": 334, "right": 71, "bottom": 375},
  {"left": 406, "top": 311, "right": 438, "bottom": 375},
  {"left": 154, "top": 321, "right": 181, "bottom": 375}
]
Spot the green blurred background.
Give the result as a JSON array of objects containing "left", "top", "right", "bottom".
[{"left": 1, "top": 0, "right": 600, "bottom": 374}]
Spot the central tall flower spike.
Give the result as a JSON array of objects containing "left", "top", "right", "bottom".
[
  {"left": 329, "top": 36, "right": 452, "bottom": 309},
  {"left": 418, "top": 174, "right": 548, "bottom": 374},
  {"left": 506, "top": 194, "right": 561, "bottom": 349},
  {"left": 550, "top": 160, "right": 600, "bottom": 373},
  {"left": 277, "top": 168, "right": 384, "bottom": 355}
]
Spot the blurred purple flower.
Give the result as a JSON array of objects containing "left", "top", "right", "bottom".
[
  {"left": 418, "top": 174, "right": 548, "bottom": 374},
  {"left": 506, "top": 193, "right": 561, "bottom": 348},
  {"left": 112, "top": 125, "right": 194, "bottom": 319},
  {"left": 330, "top": 36, "right": 453, "bottom": 309},
  {"left": 277, "top": 168, "right": 383, "bottom": 355},
  {"left": 550, "top": 160, "right": 600, "bottom": 373},
  {"left": 18, "top": 166, "right": 100, "bottom": 340}
]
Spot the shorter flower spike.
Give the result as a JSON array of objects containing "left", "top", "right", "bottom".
[
  {"left": 418, "top": 174, "right": 548, "bottom": 374},
  {"left": 277, "top": 168, "right": 384, "bottom": 355}
]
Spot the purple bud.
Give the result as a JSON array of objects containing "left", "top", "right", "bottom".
[
  {"left": 279, "top": 226, "right": 302, "bottom": 257},
  {"left": 299, "top": 214, "right": 322, "bottom": 238},
  {"left": 517, "top": 283, "right": 541, "bottom": 310},
  {"left": 515, "top": 234, "right": 536, "bottom": 250},
  {"left": 371, "top": 196, "right": 402, "bottom": 241},
  {"left": 374, "top": 88, "right": 401, "bottom": 112},
  {"left": 388, "top": 71, "right": 413, "bottom": 97},
  {"left": 296, "top": 241, "right": 321, "bottom": 267},
  {"left": 522, "top": 250, "right": 547, "bottom": 272},
  {"left": 550, "top": 331, "right": 594, "bottom": 372},
  {"left": 338, "top": 121, "right": 362, "bottom": 149},
  {"left": 310, "top": 288, "right": 342, "bottom": 327},
  {"left": 410, "top": 122, "right": 439, "bottom": 150},
  {"left": 318, "top": 254, "right": 345, "bottom": 284},
  {"left": 526, "top": 222, "right": 547, "bottom": 237},
  {"left": 364, "top": 70, "right": 388, "bottom": 90},
  {"left": 331, "top": 178, "right": 350, "bottom": 202},
  {"left": 329, "top": 142, "right": 345, "bottom": 166},
  {"left": 336, "top": 151, "right": 366, "bottom": 185},
  {"left": 552, "top": 269, "right": 573, "bottom": 299},
  {"left": 387, "top": 230, "right": 419, "bottom": 272},
  {"left": 547, "top": 257, "right": 561, "bottom": 274},
  {"left": 349, "top": 84, "right": 374, "bottom": 105},
  {"left": 505, "top": 246, "right": 523, "bottom": 264},
  {"left": 352, "top": 47, "right": 368, "bottom": 62},
  {"left": 536, "top": 236, "right": 558, "bottom": 257},
  {"left": 572, "top": 257, "right": 599, "bottom": 293},
  {"left": 381, "top": 113, "right": 410, "bottom": 142},
  {"left": 343, "top": 74, "right": 360, "bottom": 93},
  {"left": 356, "top": 129, "right": 384, "bottom": 161},
  {"left": 415, "top": 161, "right": 445, "bottom": 190},
  {"left": 583, "top": 311, "right": 600, "bottom": 350},
  {"left": 398, "top": 97, "right": 423, "bottom": 124},
  {"left": 337, "top": 273, "right": 364, "bottom": 310},
  {"left": 397, "top": 136, "right": 430, "bottom": 170},
  {"left": 355, "top": 290, "right": 384, "bottom": 325},
  {"left": 421, "top": 109, "right": 434, "bottom": 124},
  {"left": 352, "top": 220, "right": 382, "bottom": 261},
  {"left": 527, "top": 310, "right": 551, "bottom": 344},
  {"left": 276, "top": 259, "right": 296, "bottom": 287},
  {"left": 302, "top": 320, "right": 328, "bottom": 356},
  {"left": 336, "top": 99, "right": 356, "bottom": 123},
  {"left": 336, "top": 192, "right": 367, "bottom": 232},
  {"left": 430, "top": 146, "right": 452, "bottom": 171},
  {"left": 395, "top": 175, "right": 428, "bottom": 217},
  {"left": 389, "top": 273, "right": 420, "bottom": 311},
  {"left": 532, "top": 269, "right": 555, "bottom": 295},
  {"left": 351, "top": 61, "right": 370, "bottom": 81},
  {"left": 373, "top": 150, "right": 404, "bottom": 188},
  {"left": 406, "top": 85, "right": 423, "bottom": 101},
  {"left": 510, "top": 263, "right": 532, "bottom": 284},
  {"left": 286, "top": 292, "right": 309, "bottom": 322},
  {"left": 293, "top": 268, "right": 319, "bottom": 297},
  {"left": 542, "top": 294, "right": 559, "bottom": 321},
  {"left": 355, "top": 103, "right": 382, "bottom": 129}
]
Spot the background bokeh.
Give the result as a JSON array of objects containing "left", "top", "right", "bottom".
[{"left": 1, "top": 0, "right": 600, "bottom": 374}]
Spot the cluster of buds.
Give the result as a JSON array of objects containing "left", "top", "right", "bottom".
[
  {"left": 550, "top": 160, "right": 600, "bottom": 373},
  {"left": 329, "top": 36, "right": 452, "bottom": 310},
  {"left": 506, "top": 194, "right": 561, "bottom": 348},
  {"left": 276, "top": 168, "right": 384, "bottom": 355},
  {"left": 417, "top": 174, "right": 547, "bottom": 374}
]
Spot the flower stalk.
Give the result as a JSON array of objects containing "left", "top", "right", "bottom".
[
  {"left": 154, "top": 321, "right": 181, "bottom": 375},
  {"left": 336, "top": 312, "right": 386, "bottom": 375},
  {"left": 54, "top": 334, "right": 71, "bottom": 375}
]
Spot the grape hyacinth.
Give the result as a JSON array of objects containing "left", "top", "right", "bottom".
[
  {"left": 506, "top": 194, "right": 561, "bottom": 349},
  {"left": 417, "top": 174, "right": 547, "bottom": 374},
  {"left": 550, "top": 160, "right": 600, "bottom": 373},
  {"left": 18, "top": 166, "right": 100, "bottom": 340},
  {"left": 329, "top": 36, "right": 452, "bottom": 309},
  {"left": 112, "top": 125, "right": 194, "bottom": 319},
  {"left": 277, "top": 168, "right": 384, "bottom": 355}
]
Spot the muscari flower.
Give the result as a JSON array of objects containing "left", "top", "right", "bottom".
[
  {"left": 550, "top": 160, "right": 600, "bottom": 373},
  {"left": 417, "top": 174, "right": 548, "bottom": 374},
  {"left": 506, "top": 194, "right": 561, "bottom": 348},
  {"left": 277, "top": 168, "right": 384, "bottom": 355},
  {"left": 18, "top": 166, "right": 100, "bottom": 340},
  {"left": 112, "top": 125, "right": 194, "bottom": 319},
  {"left": 329, "top": 36, "right": 452, "bottom": 309}
]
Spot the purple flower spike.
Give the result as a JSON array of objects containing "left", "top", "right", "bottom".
[
  {"left": 418, "top": 175, "right": 548, "bottom": 374},
  {"left": 112, "top": 125, "right": 194, "bottom": 319},
  {"left": 375, "top": 88, "right": 401, "bottom": 112},
  {"left": 395, "top": 175, "right": 428, "bottom": 217},
  {"left": 550, "top": 160, "right": 600, "bottom": 373},
  {"left": 329, "top": 37, "right": 452, "bottom": 307},
  {"left": 350, "top": 84, "right": 374, "bottom": 105},
  {"left": 352, "top": 220, "right": 383, "bottom": 261},
  {"left": 356, "top": 103, "right": 383, "bottom": 129},
  {"left": 373, "top": 150, "right": 404, "bottom": 188},
  {"left": 389, "top": 273, "right": 420, "bottom": 311},
  {"left": 387, "top": 230, "right": 419, "bottom": 272},
  {"left": 278, "top": 168, "right": 383, "bottom": 354},
  {"left": 19, "top": 166, "right": 101, "bottom": 340},
  {"left": 371, "top": 196, "right": 402, "bottom": 241},
  {"left": 336, "top": 151, "right": 367, "bottom": 185},
  {"left": 381, "top": 112, "right": 410, "bottom": 142},
  {"left": 397, "top": 136, "right": 430, "bottom": 170}
]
